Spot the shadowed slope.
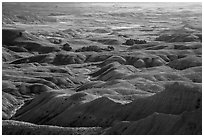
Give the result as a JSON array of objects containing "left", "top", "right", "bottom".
[{"left": 12, "top": 82, "right": 201, "bottom": 130}]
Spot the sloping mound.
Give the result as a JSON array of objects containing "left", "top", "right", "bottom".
[
  {"left": 2, "top": 120, "right": 103, "bottom": 135},
  {"left": 174, "top": 42, "right": 202, "bottom": 50},
  {"left": 76, "top": 81, "right": 106, "bottom": 92},
  {"left": 132, "top": 57, "right": 166, "bottom": 68},
  {"left": 85, "top": 53, "right": 111, "bottom": 62},
  {"left": 181, "top": 66, "right": 202, "bottom": 83},
  {"left": 89, "top": 62, "right": 121, "bottom": 77},
  {"left": 12, "top": 92, "right": 123, "bottom": 127},
  {"left": 90, "top": 62, "right": 134, "bottom": 81},
  {"left": 123, "top": 82, "right": 201, "bottom": 121},
  {"left": 155, "top": 28, "right": 201, "bottom": 42},
  {"left": 168, "top": 55, "right": 202, "bottom": 70},
  {"left": 155, "top": 33, "right": 199, "bottom": 42},
  {"left": 77, "top": 79, "right": 136, "bottom": 93},
  {"left": 105, "top": 109, "right": 201, "bottom": 135},
  {"left": 12, "top": 91, "right": 99, "bottom": 125},
  {"left": 12, "top": 81, "right": 201, "bottom": 129},
  {"left": 99, "top": 56, "right": 126, "bottom": 67}
]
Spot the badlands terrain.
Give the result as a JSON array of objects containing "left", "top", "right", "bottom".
[{"left": 2, "top": 2, "right": 202, "bottom": 135}]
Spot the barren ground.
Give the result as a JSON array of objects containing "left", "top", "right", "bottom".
[{"left": 2, "top": 2, "right": 202, "bottom": 135}]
